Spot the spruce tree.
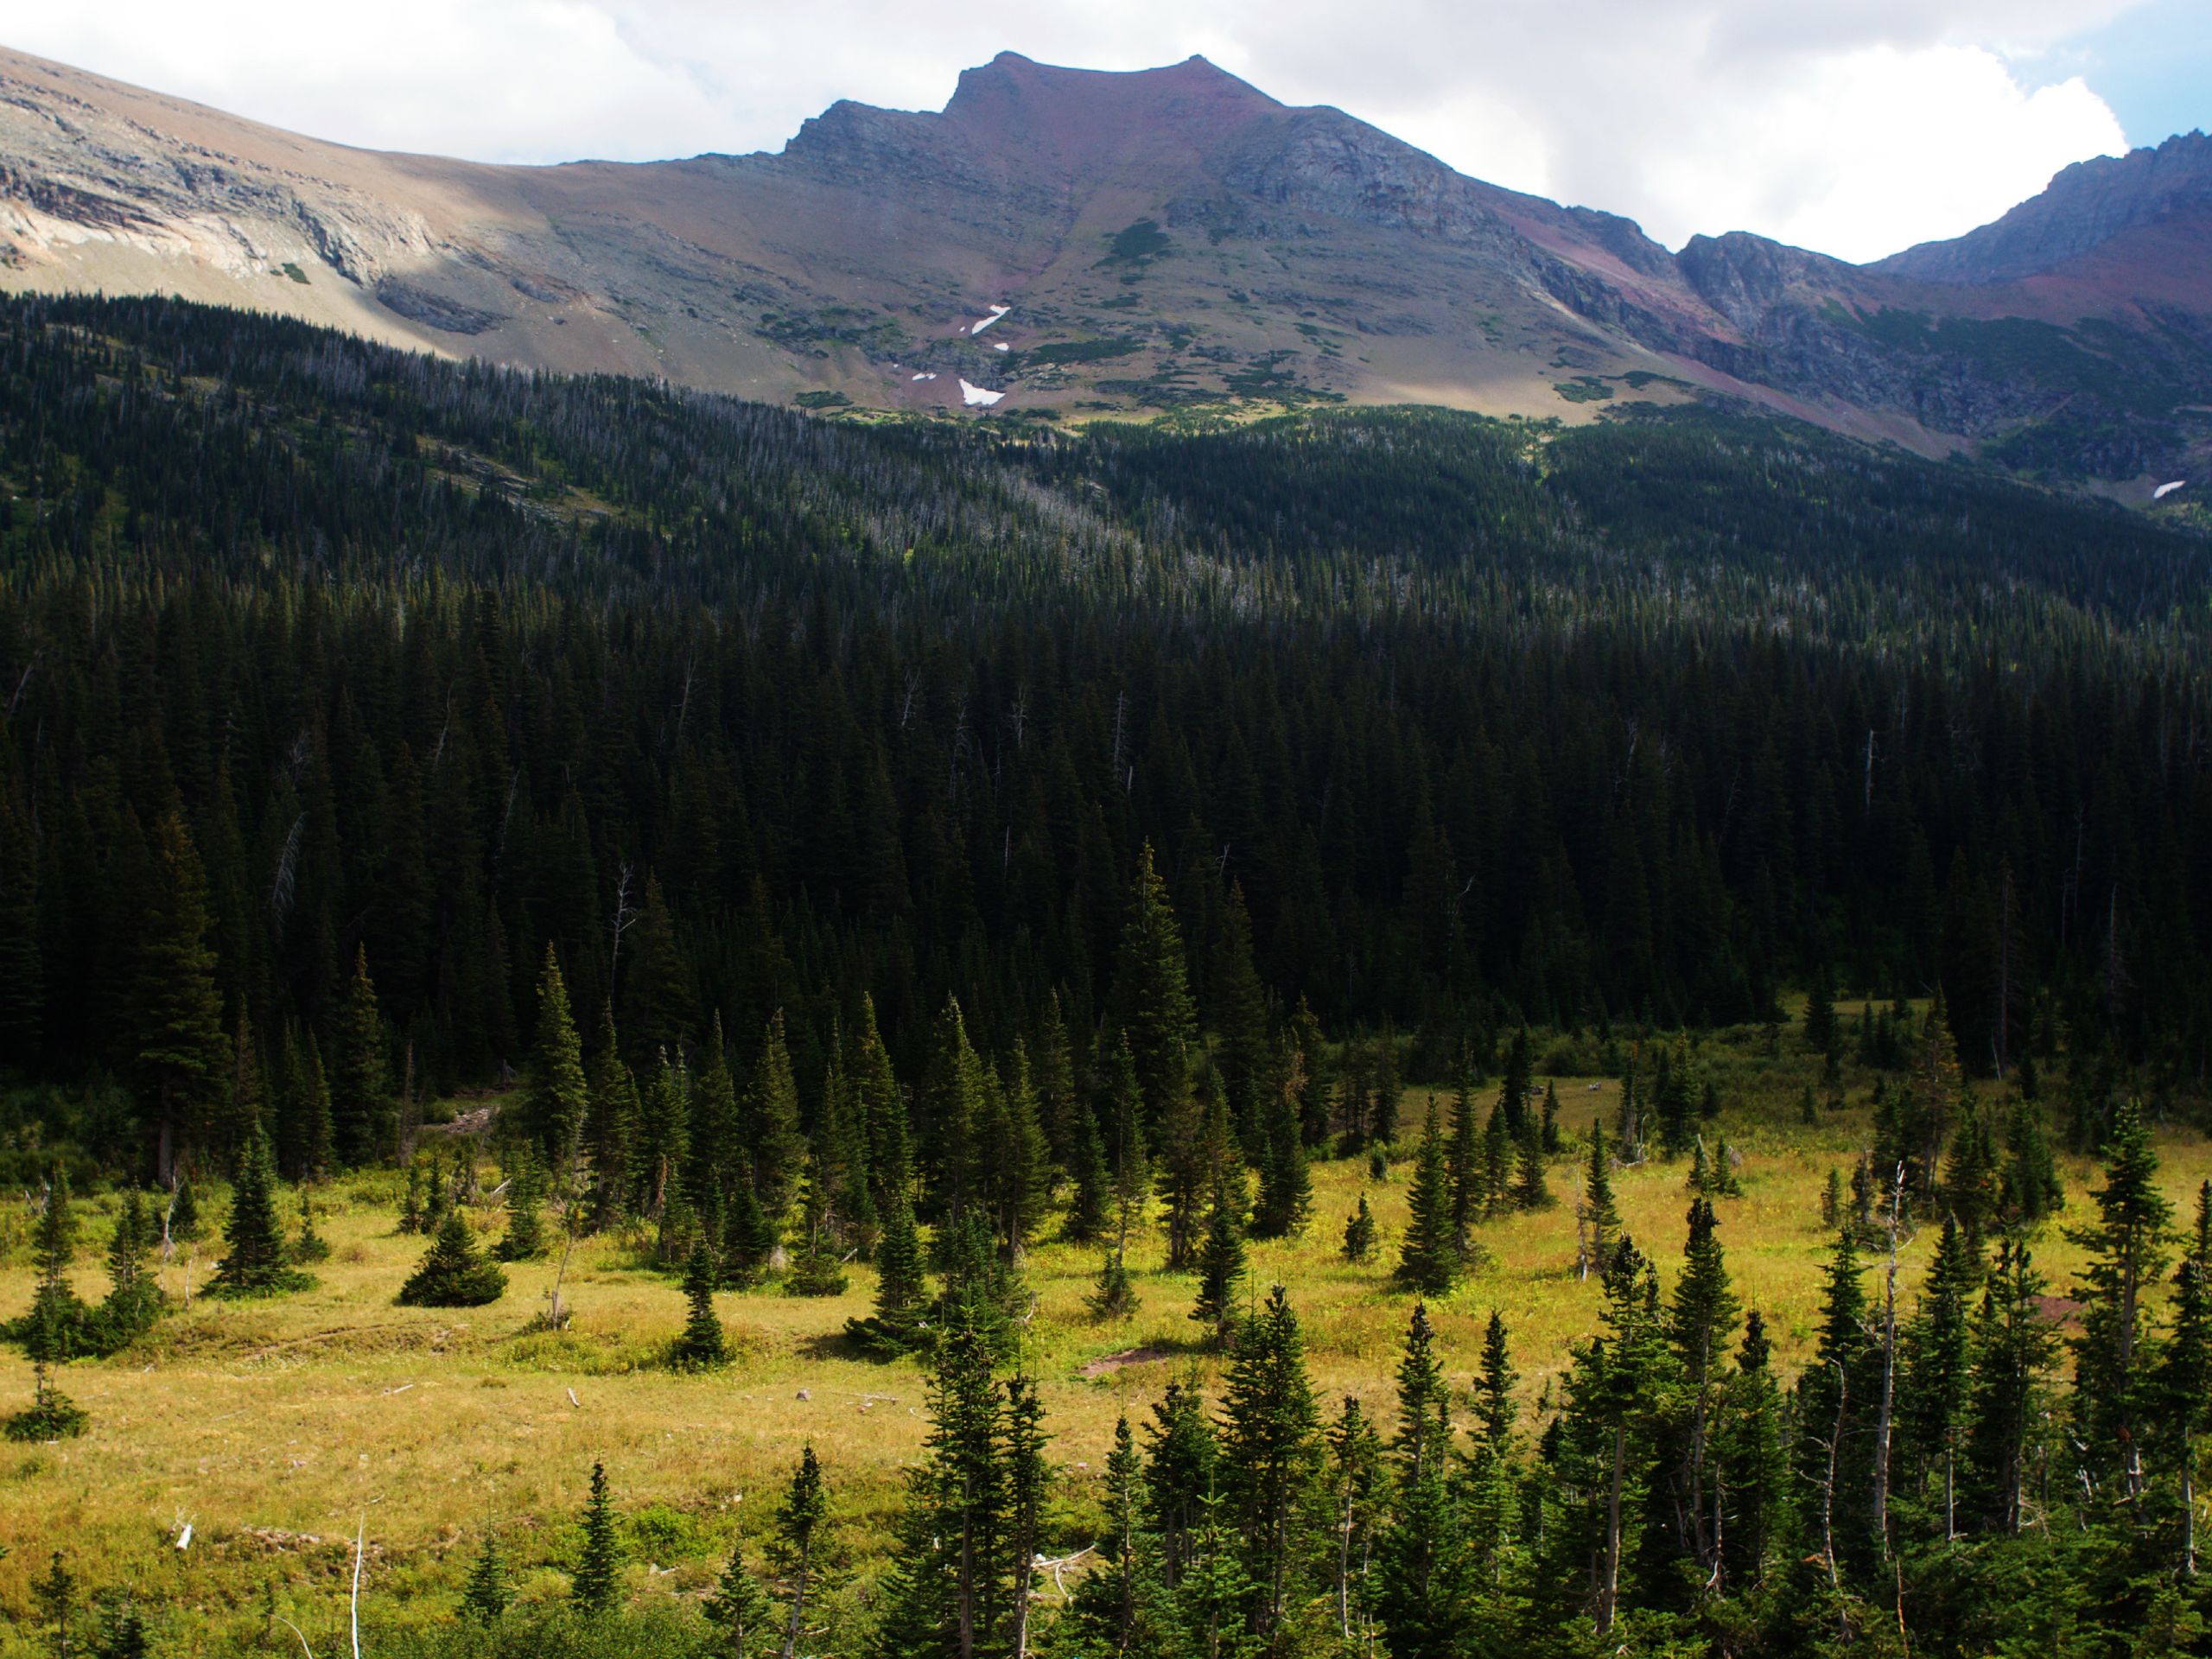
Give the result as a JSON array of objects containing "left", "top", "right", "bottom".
[
  {"left": 129, "top": 810, "right": 226, "bottom": 1184},
  {"left": 1342, "top": 1196, "right": 1377, "bottom": 1265},
  {"left": 848, "top": 1181, "right": 929, "bottom": 1357},
  {"left": 1218, "top": 1284, "right": 1321, "bottom": 1644},
  {"left": 293, "top": 1035, "right": 335, "bottom": 1184},
  {"left": 0, "top": 790, "right": 42, "bottom": 1071},
  {"left": 1715, "top": 1308, "right": 1788, "bottom": 1590},
  {"left": 772, "top": 1444, "right": 830, "bottom": 1659},
  {"left": 572, "top": 1460, "right": 623, "bottom": 1615},
  {"left": 746, "top": 1010, "right": 808, "bottom": 1224},
  {"left": 462, "top": 1532, "right": 511, "bottom": 1623},
  {"left": 1964, "top": 1238, "right": 2063, "bottom": 1535},
  {"left": 494, "top": 1148, "right": 547, "bottom": 1261},
  {"left": 1192, "top": 1174, "right": 1248, "bottom": 1343},
  {"left": 397, "top": 1209, "right": 507, "bottom": 1307},
  {"left": 2067, "top": 1096, "right": 2173, "bottom": 1504},
  {"left": 30, "top": 1550, "right": 76, "bottom": 1656},
  {"left": 784, "top": 1166, "right": 850, "bottom": 1298},
  {"left": 1446, "top": 1075, "right": 1482, "bottom": 1255},
  {"left": 1063, "top": 1096, "right": 1112, "bottom": 1245},
  {"left": 703, "top": 1534, "right": 777, "bottom": 1658},
  {"left": 330, "top": 946, "right": 390, "bottom": 1168},
  {"left": 99, "top": 1187, "right": 162, "bottom": 1347},
  {"left": 672, "top": 1236, "right": 729, "bottom": 1369},
  {"left": 2000, "top": 1097, "right": 2063, "bottom": 1224},
  {"left": 1376, "top": 1301, "right": 1469, "bottom": 1659},
  {"left": 1481, "top": 1100, "right": 1514, "bottom": 1219},
  {"left": 19, "top": 1171, "right": 89, "bottom": 1359},
  {"left": 1512, "top": 1109, "right": 1553, "bottom": 1211},
  {"left": 1252, "top": 1059, "right": 1312, "bottom": 1240},
  {"left": 1395, "top": 1100, "right": 1458, "bottom": 1294},
  {"left": 1580, "top": 1119, "right": 1621, "bottom": 1279},
  {"left": 582, "top": 1003, "right": 637, "bottom": 1231},
  {"left": 524, "top": 946, "right": 588, "bottom": 1170},
  {"left": 212, "top": 1128, "right": 307, "bottom": 1296},
  {"left": 1902, "top": 1216, "right": 1977, "bottom": 1539},
  {"left": 1669, "top": 1198, "right": 1739, "bottom": 1582},
  {"left": 1112, "top": 842, "right": 1198, "bottom": 1127},
  {"left": 1326, "top": 1395, "right": 1387, "bottom": 1652},
  {"left": 2161, "top": 1181, "right": 2212, "bottom": 1576}
]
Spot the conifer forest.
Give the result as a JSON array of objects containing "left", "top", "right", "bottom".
[{"left": 5, "top": 293, "right": 2212, "bottom": 1656}]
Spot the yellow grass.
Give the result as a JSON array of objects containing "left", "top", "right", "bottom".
[{"left": 1, "top": 1027, "right": 2208, "bottom": 1649}]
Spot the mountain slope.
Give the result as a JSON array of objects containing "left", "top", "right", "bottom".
[{"left": 2, "top": 42, "right": 2208, "bottom": 487}]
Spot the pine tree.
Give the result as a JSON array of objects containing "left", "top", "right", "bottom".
[
  {"left": 1902, "top": 1216, "right": 1977, "bottom": 1539},
  {"left": 1964, "top": 1238, "right": 2063, "bottom": 1535},
  {"left": 330, "top": 946, "right": 390, "bottom": 1168},
  {"left": 1217, "top": 1284, "right": 1320, "bottom": 1645},
  {"left": 1192, "top": 1174, "right": 1248, "bottom": 1343},
  {"left": 212, "top": 1127, "right": 307, "bottom": 1296},
  {"left": 1212, "top": 881, "right": 1271, "bottom": 1141},
  {"left": 0, "top": 790, "right": 42, "bottom": 1071},
  {"left": 524, "top": 946, "right": 588, "bottom": 1170},
  {"left": 582, "top": 1003, "right": 637, "bottom": 1231},
  {"left": 19, "top": 1171, "right": 89, "bottom": 1359},
  {"left": 848, "top": 1180, "right": 929, "bottom": 1357},
  {"left": 1446, "top": 1075, "right": 1482, "bottom": 1255},
  {"left": 1512, "top": 1109, "right": 1553, "bottom": 1211},
  {"left": 2068, "top": 1096, "right": 2173, "bottom": 1505},
  {"left": 620, "top": 872, "right": 697, "bottom": 1065},
  {"left": 703, "top": 1534, "right": 777, "bottom": 1658},
  {"left": 871, "top": 1293, "right": 1014, "bottom": 1659},
  {"left": 293, "top": 1185, "right": 329, "bottom": 1265},
  {"left": 672, "top": 1236, "right": 729, "bottom": 1369},
  {"left": 1669, "top": 1197, "right": 1739, "bottom": 1580},
  {"left": 2000, "top": 1097, "right": 2063, "bottom": 1224},
  {"left": 1113, "top": 842, "right": 1198, "bottom": 1127},
  {"left": 1145, "top": 1379, "right": 1221, "bottom": 1591},
  {"left": 772, "top": 1444, "right": 830, "bottom": 1659},
  {"left": 1069, "top": 1414, "right": 1148, "bottom": 1656},
  {"left": 1342, "top": 1196, "right": 1377, "bottom": 1265},
  {"left": 1326, "top": 1396, "right": 1387, "bottom": 1651},
  {"left": 293, "top": 1035, "right": 335, "bottom": 1184},
  {"left": 1395, "top": 1100, "right": 1458, "bottom": 1294},
  {"left": 784, "top": 1165, "right": 850, "bottom": 1298},
  {"left": 397, "top": 1209, "right": 506, "bottom": 1307},
  {"left": 1481, "top": 1100, "right": 1515, "bottom": 1219},
  {"left": 1580, "top": 1119, "right": 1621, "bottom": 1279},
  {"left": 92, "top": 1599, "right": 149, "bottom": 1659},
  {"left": 30, "top": 1550, "right": 76, "bottom": 1656},
  {"left": 129, "top": 810, "right": 227, "bottom": 1184},
  {"left": 2161, "top": 1181, "right": 2212, "bottom": 1576},
  {"left": 572, "top": 1460, "right": 623, "bottom": 1615},
  {"left": 1251, "top": 1054, "right": 1311, "bottom": 1240},
  {"left": 746, "top": 1011, "right": 809, "bottom": 1224},
  {"left": 920, "top": 995, "right": 987, "bottom": 1234},
  {"left": 1376, "top": 1301, "right": 1468, "bottom": 1659},
  {"left": 1064, "top": 1096, "right": 1112, "bottom": 1245},
  {"left": 723, "top": 1170, "right": 779, "bottom": 1285},
  {"left": 462, "top": 1532, "right": 511, "bottom": 1623},
  {"left": 494, "top": 1148, "right": 547, "bottom": 1261},
  {"left": 1715, "top": 1309, "right": 1788, "bottom": 1590},
  {"left": 99, "top": 1187, "right": 161, "bottom": 1347}
]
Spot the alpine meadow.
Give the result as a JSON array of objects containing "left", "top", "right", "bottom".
[{"left": 1, "top": 73, "right": 2211, "bottom": 1658}]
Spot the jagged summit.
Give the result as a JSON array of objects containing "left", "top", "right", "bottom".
[
  {"left": 1, "top": 41, "right": 2207, "bottom": 487},
  {"left": 1876, "top": 130, "right": 2212, "bottom": 283}
]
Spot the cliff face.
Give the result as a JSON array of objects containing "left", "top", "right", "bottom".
[{"left": 3, "top": 44, "right": 2208, "bottom": 486}]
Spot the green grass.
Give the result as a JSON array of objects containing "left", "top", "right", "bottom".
[
  {"left": 2, "top": 1024, "right": 2207, "bottom": 1650},
  {"left": 1554, "top": 376, "right": 1616, "bottom": 404}
]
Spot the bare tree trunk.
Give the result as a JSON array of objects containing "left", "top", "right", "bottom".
[
  {"left": 779, "top": 1536, "right": 812, "bottom": 1659},
  {"left": 1598, "top": 1425, "right": 1625, "bottom": 1635},
  {"left": 1820, "top": 1363, "right": 1847, "bottom": 1590},
  {"left": 1872, "top": 1166, "right": 1904, "bottom": 1559}
]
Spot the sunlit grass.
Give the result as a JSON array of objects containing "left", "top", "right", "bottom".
[{"left": 1, "top": 1026, "right": 2207, "bottom": 1650}]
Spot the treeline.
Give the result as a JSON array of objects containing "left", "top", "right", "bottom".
[{"left": 2, "top": 293, "right": 2212, "bottom": 1190}]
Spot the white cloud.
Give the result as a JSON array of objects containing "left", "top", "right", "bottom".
[{"left": 0, "top": 0, "right": 2152, "bottom": 261}]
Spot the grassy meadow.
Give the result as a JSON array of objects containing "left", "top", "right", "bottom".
[{"left": 3, "top": 1022, "right": 2209, "bottom": 1651}]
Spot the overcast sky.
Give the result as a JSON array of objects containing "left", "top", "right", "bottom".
[{"left": 5, "top": 0, "right": 2206, "bottom": 264}]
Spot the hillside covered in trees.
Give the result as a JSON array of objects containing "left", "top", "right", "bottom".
[{"left": 3, "top": 294, "right": 2212, "bottom": 1657}]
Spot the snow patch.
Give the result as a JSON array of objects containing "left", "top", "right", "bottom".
[
  {"left": 992, "top": 341, "right": 1010, "bottom": 353},
  {"left": 959, "top": 378, "right": 1005, "bottom": 407},
  {"left": 911, "top": 372, "right": 938, "bottom": 382},
  {"left": 970, "top": 304, "right": 1011, "bottom": 336},
  {"left": 2154, "top": 480, "right": 2187, "bottom": 499}
]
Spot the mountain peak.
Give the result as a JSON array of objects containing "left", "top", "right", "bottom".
[{"left": 1874, "top": 129, "right": 2212, "bottom": 284}]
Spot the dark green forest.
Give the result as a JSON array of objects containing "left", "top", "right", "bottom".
[{"left": 6, "top": 294, "right": 2212, "bottom": 1656}]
